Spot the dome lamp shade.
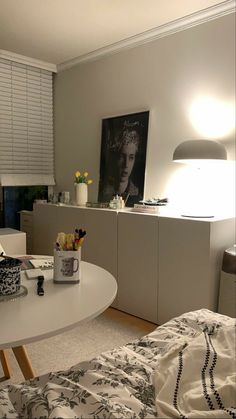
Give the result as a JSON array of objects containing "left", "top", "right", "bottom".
[{"left": 173, "top": 139, "right": 227, "bottom": 163}]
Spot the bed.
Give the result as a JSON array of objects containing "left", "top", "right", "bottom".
[{"left": 0, "top": 309, "right": 235, "bottom": 418}]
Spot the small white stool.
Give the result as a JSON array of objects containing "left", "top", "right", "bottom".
[{"left": 0, "top": 228, "right": 26, "bottom": 255}]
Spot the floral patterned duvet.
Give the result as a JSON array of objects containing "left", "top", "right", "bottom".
[{"left": 0, "top": 309, "right": 234, "bottom": 419}]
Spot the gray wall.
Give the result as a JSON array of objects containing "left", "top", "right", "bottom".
[{"left": 54, "top": 14, "right": 235, "bottom": 213}]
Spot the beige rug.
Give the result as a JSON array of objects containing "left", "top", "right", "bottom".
[{"left": 0, "top": 309, "right": 155, "bottom": 387}]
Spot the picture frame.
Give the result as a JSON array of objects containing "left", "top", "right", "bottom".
[{"left": 98, "top": 111, "right": 149, "bottom": 207}]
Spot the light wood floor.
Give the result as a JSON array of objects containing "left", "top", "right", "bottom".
[{"left": 103, "top": 307, "right": 157, "bottom": 334}]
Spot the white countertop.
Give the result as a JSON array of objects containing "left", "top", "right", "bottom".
[{"left": 33, "top": 202, "right": 235, "bottom": 222}]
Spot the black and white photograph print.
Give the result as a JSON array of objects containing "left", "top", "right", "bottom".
[{"left": 98, "top": 111, "right": 149, "bottom": 207}]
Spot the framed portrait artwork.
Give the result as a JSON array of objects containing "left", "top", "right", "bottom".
[{"left": 98, "top": 111, "right": 149, "bottom": 207}]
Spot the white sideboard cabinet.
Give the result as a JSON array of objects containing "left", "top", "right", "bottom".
[
  {"left": 118, "top": 212, "right": 158, "bottom": 323},
  {"left": 20, "top": 210, "right": 34, "bottom": 253},
  {"left": 33, "top": 203, "right": 235, "bottom": 324},
  {"left": 33, "top": 204, "right": 118, "bottom": 280},
  {"left": 158, "top": 216, "right": 235, "bottom": 324}
]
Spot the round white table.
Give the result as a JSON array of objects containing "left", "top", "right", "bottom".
[{"left": 0, "top": 260, "right": 117, "bottom": 380}]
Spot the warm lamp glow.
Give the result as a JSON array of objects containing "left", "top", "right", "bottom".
[
  {"left": 189, "top": 96, "right": 235, "bottom": 138},
  {"left": 166, "top": 162, "right": 235, "bottom": 218},
  {"left": 171, "top": 138, "right": 232, "bottom": 217}
]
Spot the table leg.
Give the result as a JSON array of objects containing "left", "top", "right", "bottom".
[
  {"left": 12, "top": 346, "right": 35, "bottom": 380},
  {"left": 0, "top": 350, "right": 11, "bottom": 379}
]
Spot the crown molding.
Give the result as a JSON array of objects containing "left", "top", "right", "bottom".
[
  {"left": 0, "top": 49, "right": 57, "bottom": 73},
  {"left": 58, "top": 0, "right": 235, "bottom": 72}
]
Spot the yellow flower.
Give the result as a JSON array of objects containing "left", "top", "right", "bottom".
[
  {"left": 74, "top": 170, "right": 92, "bottom": 185},
  {"left": 87, "top": 179, "right": 93, "bottom": 184}
]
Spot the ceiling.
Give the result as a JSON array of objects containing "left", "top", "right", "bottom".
[{"left": 0, "top": 0, "right": 234, "bottom": 66}]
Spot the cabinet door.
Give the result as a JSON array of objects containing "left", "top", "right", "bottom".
[
  {"left": 34, "top": 205, "right": 117, "bottom": 278},
  {"left": 33, "top": 204, "right": 86, "bottom": 255},
  {"left": 117, "top": 212, "right": 158, "bottom": 323},
  {"left": 158, "top": 217, "right": 211, "bottom": 324},
  {"left": 81, "top": 209, "right": 117, "bottom": 279},
  {"left": 20, "top": 211, "right": 34, "bottom": 254},
  {"left": 82, "top": 208, "right": 118, "bottom": 308},
  {"left": 34, "top": 204, "right": 118, "bottom": 307}
]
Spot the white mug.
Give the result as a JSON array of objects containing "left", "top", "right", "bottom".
[{"left": 53, "top": 249, "right": 81, "bottom": 283}]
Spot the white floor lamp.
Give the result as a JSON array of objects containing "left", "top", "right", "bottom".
[{"left": 172, "top": 139, "right": 227, "bottom": 218}]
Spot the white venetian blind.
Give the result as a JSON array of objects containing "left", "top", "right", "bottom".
[{"left": 0, "top": 57, "right": 54, "bottom": 185}]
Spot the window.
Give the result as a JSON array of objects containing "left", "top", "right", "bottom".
[{"left": 0, "top": 58, "right": 54, "bottom": 185}]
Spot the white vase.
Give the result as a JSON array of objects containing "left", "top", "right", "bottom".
[{"left": 75, "top": 183, "right": 88, "bottom": 206}]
